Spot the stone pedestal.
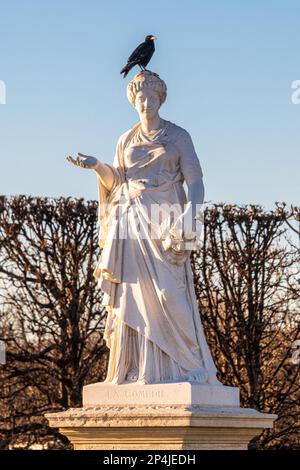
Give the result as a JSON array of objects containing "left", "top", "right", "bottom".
[
  {"left": 45, "top": 382, "right": 277, "bottom": 450},
  {"left": 83, "top": 381, "right": 240, "bottom": 407}
]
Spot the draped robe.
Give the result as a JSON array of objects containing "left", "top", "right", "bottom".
[{"left": 93, "top": 119, "right": 218, "bottom": 385}]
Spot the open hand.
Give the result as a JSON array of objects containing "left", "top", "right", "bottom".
[{"left": 66, "top": 152, "right": 99, "bottom": 170}]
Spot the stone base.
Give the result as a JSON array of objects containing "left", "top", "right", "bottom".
[
  {"left": 83, "top": 381, "right": 240, "bottom": 407},
  {"left": 45, "top": 404, "right": 277, "bottom": 450},
  {"left": 46, "top": 382, "right": 277, "bottom": 450}
]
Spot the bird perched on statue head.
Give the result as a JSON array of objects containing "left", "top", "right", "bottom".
[{"left": 120, "top": 35, "right": 157, "bottom": 78}]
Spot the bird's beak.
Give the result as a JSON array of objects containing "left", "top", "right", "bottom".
[{"left": 151, "top": 36, "right": 157, "bottom": 40}]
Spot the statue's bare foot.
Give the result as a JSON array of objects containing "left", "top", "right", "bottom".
[{"left": 136, "top": 377, "right": 149, "bottom": 385}]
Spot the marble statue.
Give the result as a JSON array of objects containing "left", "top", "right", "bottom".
[
  {"left": 67, "top": 71, "right": 219, "bottom": 387},
  {"left": 46, "top": 71, "right": 275, "bottom": 451}
]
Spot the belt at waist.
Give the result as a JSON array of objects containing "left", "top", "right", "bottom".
[
  {"left": 127, "top": 173, "right": 183, "bottom": 195},
  {"left": 105, "top": 173, "right": 184, "bottom": 211}
]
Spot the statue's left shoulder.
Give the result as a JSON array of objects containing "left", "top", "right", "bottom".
[{"left": 167, "top": 121, "right": 192, "bottom": 143}]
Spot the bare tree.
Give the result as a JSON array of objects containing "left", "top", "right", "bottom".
[
  {"left": 0, "top": 195, "right": 108, "bottom": 449},
  {"left": 191, "top": 203, "right": 300, "bottom": 449}
]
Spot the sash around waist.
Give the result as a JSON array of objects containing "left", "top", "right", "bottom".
[
  {"left": 101, "top": 172, "right": 184, "bottom": 217},
  {"left": 126, "top": 173, "right": 183, "bottom": 195}
]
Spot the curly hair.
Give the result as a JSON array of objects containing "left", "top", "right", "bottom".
[{"left": 126, "top": 71, "right": 167, "bottom": 108}]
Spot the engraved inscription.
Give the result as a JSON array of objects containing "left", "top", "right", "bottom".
[{"left": 107, "top": 389, "right": 164, "bottom": 400}]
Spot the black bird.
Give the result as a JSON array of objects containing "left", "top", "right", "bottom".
[{"left": 120, "top": 35, "right": 157, "bottom": 78}]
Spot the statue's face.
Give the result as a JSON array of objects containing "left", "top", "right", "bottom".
[{"left": 135, "top": 88, "right": 160, "bottom": 120}]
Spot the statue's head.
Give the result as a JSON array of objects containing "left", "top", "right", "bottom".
[{"left": 127, "top": 71, "right": 167, "bottom": 120}]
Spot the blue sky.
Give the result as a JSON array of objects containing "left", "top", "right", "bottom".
[{"left": 0, "top": 0, "right": 299, "bottom": 210}]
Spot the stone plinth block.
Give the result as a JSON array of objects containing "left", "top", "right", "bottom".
[
  {"left": 45, "top": 383, "right": 277, "bottom": 450},
  {"left": 83, "top": 381, "right": 240, "bottom": 407}
]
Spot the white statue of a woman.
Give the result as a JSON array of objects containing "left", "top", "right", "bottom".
[{"left": 67, "top": 71, "right": 219, "bottom": 386}]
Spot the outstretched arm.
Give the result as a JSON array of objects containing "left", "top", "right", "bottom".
[
  {"left": 66, "top": 153, "right": 115, "bottom": 192},
  {"left": 93, "top": 161, "right": 115, "bottom": 193}
]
